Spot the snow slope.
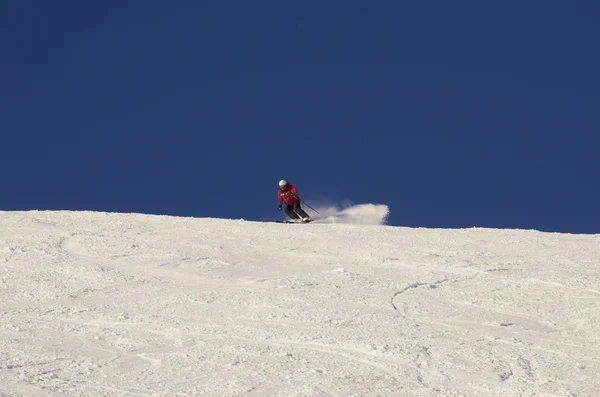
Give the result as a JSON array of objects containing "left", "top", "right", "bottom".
[{"left": 1, "top": 208, "right": 599, "bottom": 397}]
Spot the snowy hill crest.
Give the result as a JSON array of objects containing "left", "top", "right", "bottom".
[{"left": 1, "top": 210, "right": 599, "bottom": 396}]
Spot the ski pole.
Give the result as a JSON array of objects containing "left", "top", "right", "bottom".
[
  {"left": 300, "top": 199, "right": 320, "bottom": 215},
  {"left": 287, "top": 192, "right": 321, "bottom": 215}
]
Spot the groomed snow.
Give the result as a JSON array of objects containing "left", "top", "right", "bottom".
[{"left": 1, "top": 207, "right": 599, "bottom": 396}]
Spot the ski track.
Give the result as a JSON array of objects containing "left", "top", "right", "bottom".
[{"left": 1, "top": 209, "right": 599, "bottom": 396}]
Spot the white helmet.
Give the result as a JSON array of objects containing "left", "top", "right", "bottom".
[{"left": 279, "top": 179, "right": 287, "bottom": 188}]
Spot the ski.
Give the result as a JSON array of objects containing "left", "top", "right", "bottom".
[{"left": 276, "top": 219, "right": 313, "bottom": 224}]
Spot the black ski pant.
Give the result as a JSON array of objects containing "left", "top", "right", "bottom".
[{"left": 285, "top": 200, "right": 309, "bottom": 220}]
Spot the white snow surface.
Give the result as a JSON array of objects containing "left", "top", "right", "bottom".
[{"left": 1, "top": 208, "right": 599, "bottom": 397}]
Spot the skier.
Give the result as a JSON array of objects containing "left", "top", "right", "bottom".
[{"left": 277, "top": 180, "right": 311, "bottom": 222}]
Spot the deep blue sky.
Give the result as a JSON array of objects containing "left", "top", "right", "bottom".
[{"left": 1, "top": 2, "right": 599, "bottom": 233}]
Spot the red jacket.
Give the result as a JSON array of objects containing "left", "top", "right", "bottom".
[{"left": 278, "top": 184, "right": 299, "bottom": 206}]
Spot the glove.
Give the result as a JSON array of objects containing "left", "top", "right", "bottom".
[{"left": 278, "top": 205, "right": 282, "bottom": 210}]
